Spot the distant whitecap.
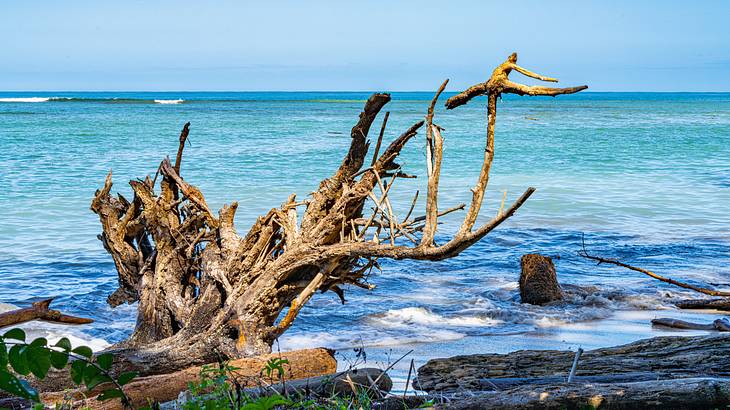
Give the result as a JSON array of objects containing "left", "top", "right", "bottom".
[
  {"left": 0, "top": 97, "right": 51, "bottom": 103},
  {"left": 153, "top": 99, "right": 184, "bottom": 104}
]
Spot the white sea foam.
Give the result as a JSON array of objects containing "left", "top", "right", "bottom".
[
  {"left": 278, "top": 328, "right": 465, "bottom": 351},
  {"left": 0, "top": 97, "right": 51, "bottom": 103},
  {"left": 154, "top": 99, "right": 184, "bottom": 104},
  {"left": 369, "top": 307, "right": 502, "bottom": 328}
]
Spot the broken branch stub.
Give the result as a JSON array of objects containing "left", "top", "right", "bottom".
[{"left": 89, "top": 53, "right": 586, "bottom": 377}]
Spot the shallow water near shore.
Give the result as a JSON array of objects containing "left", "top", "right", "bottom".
[{"left": 1, "top": 91, "right": 729, "bottom": 388}]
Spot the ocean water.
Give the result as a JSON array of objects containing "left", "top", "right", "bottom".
[{"left": 1, "top": 92, "right": 729, "bottom": 382}]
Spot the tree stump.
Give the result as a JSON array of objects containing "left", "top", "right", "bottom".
[{"left": 519, "top": 254, "right": 563, "bottom": 305}]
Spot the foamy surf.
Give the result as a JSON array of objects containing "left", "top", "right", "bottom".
[
  {"left": 369, "top": 307, "right": 502, "bottom": 328},
  {"left": 153, "top": 99, "right": 184, "bottom": 104},
  {"left": 278, "top": 328, "right": 465, "bottom": 351}
]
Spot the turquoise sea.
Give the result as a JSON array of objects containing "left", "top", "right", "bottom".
[{"left": 1, "top": 92, "right": 729, "bottom": 384}]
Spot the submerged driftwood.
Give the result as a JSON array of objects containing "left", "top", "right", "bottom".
[
  {"left": 676, "top": 298, "right": 730, "bottom": 311},
  {"left": 579, "top": 246, "right": 730, "bottom": 297},
  {"left": 652, "top": 317, "right": 730, "bottom": 331},
  {"left": 417, "top": 334, "right": 730, "bottom": 392},
  {"left": 85, "top": 53, "right": 586, "bottom": 377}
]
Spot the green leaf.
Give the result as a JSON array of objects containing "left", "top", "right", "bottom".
[
  {"left": 8, "top": 345, "right": 29, "bottom": 376},
  {"left": 97, "top": 388, "right": 124, "bottom": 401},
  {"left": 86, "top": 373, "right": 112, "bottom": 390},
  {"left": 26, "top": 346, "right": 51, "bottom": 379},
  {"left": 72, "top": 346, "right": 93, "bottom": 359},
  {"left": 70, "top": 360, "right": 86, "bottom": 385},
  {"left": 54, "top": 337, "right": 72, "bottom": 352},
  {"left": 0, "top": 369, "right": 39, "bottom": 401},
  {"left": 3, "top": 329, "right": 25, "bottom": 342},
  {"left": 83, "top": 363, "right": 101, "bottom": 385},
  {"left": 29, "top": 338, "right": 47, "bottom": 348},
  {"left": 49, "top": 350, "right": 68, "bottom": 369},
  {"left": 0, "top": 341, "right": 7, "bottom": 368},
  {"left": 117, "top": 371, "right": 137, "bottom": 386},
  {"left": 96, "top": 353, "right": 113, "bottom": 371}
]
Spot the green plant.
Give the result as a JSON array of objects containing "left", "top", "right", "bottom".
[
  {"left": 260, "top": 358, "right": 289, "bottom": 382},
  {"left": 0, "top": 328, "right": 137, "bottom": 408},
  {"left": 184, "top": 362, "right": 241, "bottom": 409}
]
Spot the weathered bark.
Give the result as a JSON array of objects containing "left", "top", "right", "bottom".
[
  {"left": 435, "top": 378, "right": 730, "bottom": 410},
  {"left": 417, "top": 334, "right": 730, "bottom": 392},
  {"left": 89, "top": 53, "right": 586, "bottom": 376},
  {"left": 676, "top": 298, "right": 730, "bottom": 311},
  {"left": 40, "top": 348, "right": 336, "bottom": 409},
  {"left": 478, "top": 372, "right": 672, "bottom": 390},
  {"left": 0, "top": 298, "right": 93, "bottom": 328},
  {"left": 519, "top": 254, "right": 563, "bottom": 305}
]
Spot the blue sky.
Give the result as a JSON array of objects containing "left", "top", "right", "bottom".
[{"left": 1, "top": 1, "right": 729, "bottom": 91}]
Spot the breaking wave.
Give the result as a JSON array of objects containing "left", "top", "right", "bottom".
[
  {"left": 0, "top": 97, "right": 53, "bottom": 103},
  {"left": 0, "top": 97, "right": 186, "bottom": 104},
  {"left": 153, "top": 99, "right": 184, "bottom": 104}
]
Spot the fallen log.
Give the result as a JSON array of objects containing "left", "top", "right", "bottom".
[
  {"left": 417, "top": 334, "right": 730, "bottom": 392},
  {"left": 0, "top": 298, "right": 93, "bottom": 328},
  {"left": 161, "top": 368, "right": 393, "bottom": 409},
  {"left": 651, "top": 317, "right": 730, "bottom": 331},
  {"left": 676, "top": 298, "right": 730, "bottom": 311},
  {"left": 41, "top": 348, "right": 337, "bottom": 409},
  {"left": 437, "top": 377, "right": 730, "bottom": 410}
]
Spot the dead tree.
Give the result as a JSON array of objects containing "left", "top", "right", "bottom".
[{"left": 90, "top": 53, "right": 586, "bottom": 376}]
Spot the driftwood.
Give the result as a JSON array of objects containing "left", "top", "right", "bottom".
[
  {"left": 417, "top": 334, "right": 730, "bottom": 392},
  {"left": 651, "top": 317, "right": 730, "bottom": 331},
  {"left": 40, "top": 348, "right": 336, "bottom": 409},
  {"left": 0, "top": 298, "right": 93, "bottom": 328},
  {"left": 435, "top": 377, "right": 730, "bottom": 410},
  {"left": 579, "top": 246, "right": 730, "bottom": 297},
  {"left": 676, "top": 298, "right": 730, "bottom": 311},
  {"left": 84, "top": 53, "right": 586, "bottom": 377}
]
